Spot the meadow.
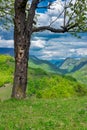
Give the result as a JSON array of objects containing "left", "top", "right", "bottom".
[
  {"left": 0, "top": 55, "right": 87, "bottom": 130},
  {"left": 0, "top": 97, "right": 87, "bottom": 130}
]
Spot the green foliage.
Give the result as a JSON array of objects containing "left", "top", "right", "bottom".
[
  {"left": 0, "top": 0, "right": 14, "bottom": 29},
  {"left": 59, "top": 57, "right": 87, "bottom": 74},
  {"left": 29, "top": 56, "right": 59, "bottom": 74},
  {"left": 67, "top": 0, "right": 87, "bottom": 32},
  {"left": 0, "top": 55, "right": 14, "bottom": 87},
  {"left": 0, "top": 0, "right": 87, "bottom": 32},
  {"left": 62, "top": 57, "right": 87, "bottom": 85},
  {"left": 71, "top": 64, "right": 87, "bottom": 85},
  {"left": 27, "top": 74, "right": 87, "bottom": 98},
  {"left": 0, "top": 97, "right": 87, "bottom": 129},
  {"left": 59, "top": 58, "right": 77, "bottom": 73},
  {"left": 0, "top": 55, "right": 87, "bottom": 99}
]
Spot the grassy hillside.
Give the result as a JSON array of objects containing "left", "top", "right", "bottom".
[
  {"left": 0, "top": 97, "right": 87, "bottom": 129},
  {"left": 0, "top": 54, "right": 87, "bottom": 100},
  {"left": 59, "top": 57, "right": 87, "bottom": 74},
  {"left": 71, "top": 64, "right": 87, "bottom": 85},
  {"left": 0, "top": 55, "right": 87, "bottom": 129},
  {"left": 29, "top": 55, "right": 60, "bottom": 74},
  {"left": 59, "top": 58, "right": 77, "bottom": 72},
  {"left": 0, "top": 55, "right": 14, "bottom": 87},
  {"left": 59, "top": 57, "right": 87, "bottom": 85},
  {"left": 27, "top": 74, "right": 87, "bottom": 98}
]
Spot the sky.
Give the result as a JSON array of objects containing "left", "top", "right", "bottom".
[{"left": 0, "top": 0, "right": 87, "bottom": 60}]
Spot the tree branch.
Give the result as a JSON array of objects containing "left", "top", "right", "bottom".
[
  {"left": 64, "top": 0, "right": 67, "bottom": 27},
  {"left": 26, "top": 0, "right": 39, "bottom": 33},
  {"left": 32, "top": 26, "right": 65, "bottom": 33},
  {"left": 32, "top": 23, "right": 78, "bottom": 33},
  {"left": 49, "top": 9, "right": 64, "bottom": 26},
  {"left": 67, "top": 23, "right": 78, "bottom": 30},
  {"left": 15, "top": 0, "right": 28, "bottom": 8}
]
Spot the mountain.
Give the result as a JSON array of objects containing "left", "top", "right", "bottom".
[
  {"left": 59, "top": 57, "right": 87, "bottom": 85},
  {"left": 49, "top": 59, "right": 64, "bottom": 66},
  {"left": 0, "top": 54, "right": 87, "bottom": 98},
  {"left": 59, "top": 57, "right": 87, "bottom": 73},
  {"left": 71, "top": 64, "right": 87, "bottom": 85},
  {"left": 0, "top": 48, "right": 61, "bottom": 74},
  {"left": 29, "top": 55, "right": 61, "bottom": 73},
  {"left": 0, "top": 48, "right": 87, "bottom": 85},
  {"left": 0, "top": 48, "right": 14, "bottom": 56},
  {"left": 59, "top": 58, "right": 78, "bottom": 73}
]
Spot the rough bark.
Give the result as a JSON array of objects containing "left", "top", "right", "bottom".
[
  {"left": 11, "top": 0, "right": 29, "bottom": 98},
  {"left": 12, "top": 0, "right": 39, "bottom": 99}
]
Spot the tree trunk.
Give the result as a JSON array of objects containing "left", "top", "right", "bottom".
[
  {"left": 11, "top": 36, "right": 30, "bottom": 99},
  {"left": 11, "top": 0, "right": 31, "bottom": 99},
  {"left": 11, "top": 0, "right": 39, "bottom": 99}
]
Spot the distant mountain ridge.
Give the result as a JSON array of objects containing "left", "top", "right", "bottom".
[
  {"left": 59, "top": 57, "right": 87, "bottom": 73},
  {"left": 0, "top": 48, "right": 87, "bottom": 85},
  {"left": 29, "top": 55, "right": 61, "bottom": 73},
  {"left": 0, "top": 48, "right": 14, "bottom": 56},
  {"left": 59, "top": 57, "right": 87, "bottom": 85},
  {"left": 0, "top": 48, "right": 61, "bottom": 74}
]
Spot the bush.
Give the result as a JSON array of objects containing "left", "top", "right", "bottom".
[
  {"left": 0, "top": 55, "right": 14, "bottom": 87},
  {"left": 27, "top": 75, "right": 87, "bottom": 98}
]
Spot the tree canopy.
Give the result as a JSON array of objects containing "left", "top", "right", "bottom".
[
  {"left": 0, "top": 0, "right": 87, "bottom": 32},
  {"left": 0, "top": 0, "right": 14, "bottom": 29}
]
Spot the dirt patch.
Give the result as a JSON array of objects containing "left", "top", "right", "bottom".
[{"left": 0, "top": 83, "right": 12, "bottom": 101}]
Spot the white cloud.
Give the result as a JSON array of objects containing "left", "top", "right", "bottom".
[
  {"left": 31, "top": 37, "right": 46, "bottom": 49},
  {"left": 37, "top": 13, "right": 50, "bottom": 26},
  {"left": 48, "top": 0, "right": 63, "bottom": 16},
  {"left": 37, "top": 0, "right": 64, "bottom": 27},
  {"left": 76, "top": 48, "right": 87, "bottom": 56},
  {"left": 0, "top": 37, "right": 13, "bottom": 48},
  {"left": 30, "top": 32, "right": 87, "bottom": 60},
  {"left": 69, "top": 49, "right": 76, "bottom": 53},
  {"left": 0, "top": 31, "right": 87, "bottom": 60},
  {"left": 0, "top": 32, "right": 87, "bottom": 60}
]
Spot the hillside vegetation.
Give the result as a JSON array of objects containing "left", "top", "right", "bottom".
[
  {"left": 0, "top": 48, "right": 87, "bottom": 85},
  {"left": 58, "top": 57, "right": 87, "bottom": 85},
  {"left": 29, "top": 55, "right": 60, "bottom": 73},
  {"left": 0, "top": 55, "right": 87, "bottom": 100},
  {"left": 71, "top": 64, "right": 87, "bottom": 85},
  {"left": 0, "top": 55, "right": 14, "bottom": 87},
  {"left": 0, "top": 97, "right": 87, "bottom": 129},
  {"left": 59, "top": 57, "right": 87, "bottom": 73},
  {"left": 0, "top": 55, "right": 87, "bottom": 130}
]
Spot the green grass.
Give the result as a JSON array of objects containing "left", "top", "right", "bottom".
[
  {"left": 0, "top": 97, "right": 87, "bottom": 130},
  {"left": 0, "top": 55, "right": 87, "bottom": 129},
  {"left": 0, "top": 55, "right": 14, "bottom": 87},
  {"left": 71, "top": 65, "right": 87, "bottom": 85},
  {"left": 29, "top": 57, "right": 58, "bottom": 73},
  {"left": 0, "top": 84, "right": 12, "bottom": 101}
]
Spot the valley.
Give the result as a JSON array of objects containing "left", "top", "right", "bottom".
[
  {"left": 0, "top": 50, "right": 87, "bottom": 130},
  {"left": 0, "top": 47, "right": 87, "bottom": 85}
]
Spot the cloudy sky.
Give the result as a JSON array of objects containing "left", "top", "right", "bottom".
[{"left": 0, "top": 0, "right": 87, "bottom": 60}]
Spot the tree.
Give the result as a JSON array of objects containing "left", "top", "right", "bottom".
[
  {"left": 0, "top": 0, "right": 14, "bottom": 29},
  {"left": 0, "top": 0, "right": 87, "bottom": 98}
]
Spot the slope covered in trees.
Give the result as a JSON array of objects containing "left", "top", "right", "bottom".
[{"left": 0, "top": 55, "right": 87, "bottom": 100}]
